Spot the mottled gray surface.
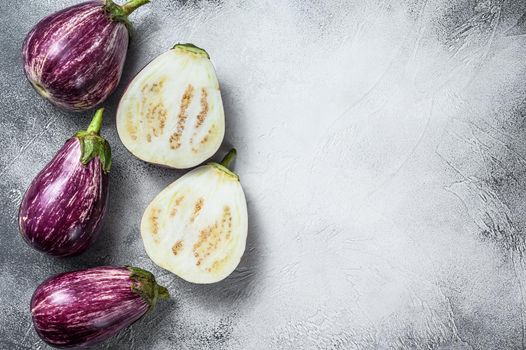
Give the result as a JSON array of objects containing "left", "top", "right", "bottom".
[{"left": 1, "top": 0, "right": 526, "bottom": 349}]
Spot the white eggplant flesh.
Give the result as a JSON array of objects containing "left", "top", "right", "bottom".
[
  {"left": 117, "top": 44, "right": 225, "bottom": 169},
  {"left": 140, "top": 151, "right": 247, "bottom": 284}
]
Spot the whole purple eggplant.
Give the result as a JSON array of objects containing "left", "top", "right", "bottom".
[
  {"left": 19, "top": 108, "right": 111, "bottom": 257},
  {"left": 22, "top": 0, "right": 149, "bottom": 111},
  {"left": 31, "top": 266, "right": 169, "bottom": 348}
]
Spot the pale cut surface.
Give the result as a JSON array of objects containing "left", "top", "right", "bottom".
[
  {"left": 116, "top": 47, "right": 225, "bottom": 168},
  {"left": 141, "top": 164, "right": 248, "bottom": 284}
]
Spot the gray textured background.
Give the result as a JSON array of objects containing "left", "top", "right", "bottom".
[{"left": 2, "top": 0, "right": 526, "bottom": 349}]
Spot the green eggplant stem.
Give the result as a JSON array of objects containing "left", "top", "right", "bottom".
[
  {"left": 127, "top": 266, "right": 170, "bottom": 310},
  {"left": 220, "top": 148, "right": 237, "bottom": 170},
  {"left": 158, "top": 286, "right": 170, "bottom": 299},
  {"left": 122, "top": 0, "right": 151, "bottom": 16},
  {"left": 86, "top": 108, "right": 104, "bottom": 134},
  {"left": 104, "top": 0, "right": 150, "bottom": 33},
  {"left": 75, "top": 109, "right": 112, "bottom": 173}
]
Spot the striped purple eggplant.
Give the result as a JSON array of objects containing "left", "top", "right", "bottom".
[
  {"left": 22, "top": 0, "right": 150, "bottom": 112},
  {"left": 31, "top": 266, "right": 169, "bottom": 348},
  {"left": 19, "top": 108, "right": 111, "bottom": 257}
]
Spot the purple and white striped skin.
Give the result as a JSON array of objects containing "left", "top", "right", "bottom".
[
  {"left": 31, "top": 266, "right": 169, "bottom": 348},
  {"left": 19, "top": 108, "right": 111, "bottom": 257},
  {"left": 22, "top": 0, "right": 150, "bottom": 112}
]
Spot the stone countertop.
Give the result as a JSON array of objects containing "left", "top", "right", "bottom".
[{"left": 1, "top": 1, "right": 526, "bottom": 349}]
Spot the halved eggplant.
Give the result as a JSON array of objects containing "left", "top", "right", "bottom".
[
  {"left": 140, "top": 149, "right": 247, "bottom": 284},
  {"left": 116, "top": 43, "right": 225, "bottom": 169}
]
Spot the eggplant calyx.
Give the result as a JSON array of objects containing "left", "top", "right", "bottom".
[
  {"left": 127, "top": 266, "right": 170, "bottom": 310},
  {"left": 75, "top": 108, "right": 112, "bottom": 173},
  {"left": 173, "top": 43, "right": 210, "bottom": 59},
  {"left": 104, "top": 0, "right": 150, "bottom": 33},
  {"left": 209, "top": 148, "right": 239, "bottom": 180}
]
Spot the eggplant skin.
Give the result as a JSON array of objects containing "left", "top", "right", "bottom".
[
  {"left": 22, "top": 1, "right": 129, "bottom": 111},
  {"left": 31, "top": 267, "right": 150, "bottom": 348},
  {"left": 19, "top": 138, "right": 108, "bottom": 257}
]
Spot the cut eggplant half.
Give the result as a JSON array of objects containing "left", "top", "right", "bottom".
[
  {"left": 117, "top": 43, "right": 225, "bottom": 169},
  {"left": 140, "top": 149, "right": 247, "bottom": 284}
]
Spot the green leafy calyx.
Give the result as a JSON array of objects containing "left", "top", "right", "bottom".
[
  {"left": 74, "top": 108, "right": 112, "bottom": 173},
  {"left": 127, "top": 266, "right": 170, "bottom": 310},
  {"left": 209, "top": 148, "right": 239, "bottom": 180}
]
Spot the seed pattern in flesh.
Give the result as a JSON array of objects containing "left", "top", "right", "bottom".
[
  {"left": 140, "top": 80, "right": 167, "bottom": 143},
  {"left": 170, "top": 195, "right": 185, "bottom": 217},
  {"left": 149, "top": 208, "right": 160, "bottom": 243},
  {"left": 190, "top": 88, "right": 209, "bottom": 145},
  {"left": 192, "top": 206, "right": 233, "bottom": 270},
  {"left": 190, "top": 198, "right": 204, "bottom": 223},
  {"left": 192, "top": 126, "right": 214, "bottom": 153},
  {"left": 126, "top": 111, "right": 137, "bottom": 140},
  {"left": 169, "top": 84, "right": 194, "bottom": 150},
  {"left": 171, "top": 240, "right": 183, "bottom": 255}
]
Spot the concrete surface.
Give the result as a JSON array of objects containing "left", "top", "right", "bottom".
[{"left": 1, "top": 0, "right": 526, "bottom": 349}]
